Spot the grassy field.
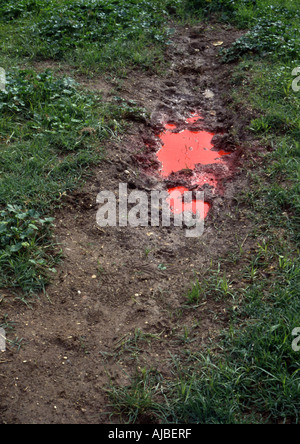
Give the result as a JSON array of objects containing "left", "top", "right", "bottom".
[
  {"left": 0, "top": 0, "right": 180, "bottom": 73},
  {"left": 0, "top": 0, "right": 299, "bottom": 424}
]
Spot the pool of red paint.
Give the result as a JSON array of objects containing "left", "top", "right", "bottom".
[
  {"left": 157, "top": 120, "right": 228, "bottom": 177},
  {"left": 157, "top": 129, "right": 218, "bottom": 177},
  {"left": 155, "top": 113, "right": 229, "bottom": 219}
]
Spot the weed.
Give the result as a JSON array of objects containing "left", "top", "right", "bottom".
[
  {"left": 107, "top": 367, "right": 166, "bottom": 423},
  {"left": 186, "top": 279, "right": 203, "bottom": 304},
  {"left": 186, "top": 266, "right": 234, "bottom": 304},
  {"left": 0, "top": 205, "right": 57, "bottom": 292},
  {"left": 114, "top": 328, "right": 161, "bottom": 362},
  {"left": 222, "top": 17, "right": 300, "bottom": 62}
]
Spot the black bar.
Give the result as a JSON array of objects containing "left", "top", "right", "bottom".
[{"left": 99, "top": 425, "right": 195, "bottom": 441}]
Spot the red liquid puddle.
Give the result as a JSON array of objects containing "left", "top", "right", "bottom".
[
  {"left": 156, "top": 113, "right": 230, "bottom": 219},
  {"left": 157, "top": 122, "right": 228, "bottom": 177},
  {"left": 167, "top": 186, "right": 210, "bottom": 218}
]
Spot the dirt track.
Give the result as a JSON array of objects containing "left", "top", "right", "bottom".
[{"left": 0, "top": 23, "right": 258, "bottom": 424}]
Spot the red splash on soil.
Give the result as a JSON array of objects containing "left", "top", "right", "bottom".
[
  {"left": 218, "top": 150, "right": 231, "bottom": 156},
  {"left": 191, "top": 172, "right": 218, "bottom": 189}
]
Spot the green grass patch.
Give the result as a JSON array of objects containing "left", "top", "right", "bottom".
[
  {"left": 0, "top": 0, "right": 182, "bottom": 73},
  {"left": 0, "top": 69, "right": 115, "bottom": 209},
  {"left": 231, "top": 59, "right": 300, "bottom": 239}
]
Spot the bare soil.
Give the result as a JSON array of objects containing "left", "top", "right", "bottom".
[{"left": 0, "top": 23, "right": 260, "bottom": 424}]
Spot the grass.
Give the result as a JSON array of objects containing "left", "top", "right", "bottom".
[
  {"left": 0, "top": 0, "right": 181, "bottom": 74},
  {"left": 185, "top": 267, "right": 234, "bottom": 305},
  {"left": 108, "top": 253, "right": 300, "bottom": 424},
  {"left": 0, "top": 313, "right": 24, "bottom": 351},
  {"left": 0, "top": 205, "right": 57, "bottom": 293}
]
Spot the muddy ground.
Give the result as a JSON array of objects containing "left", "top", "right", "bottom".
[{"left": 0, "top": 23, "right": 261, "bottom": 424}]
